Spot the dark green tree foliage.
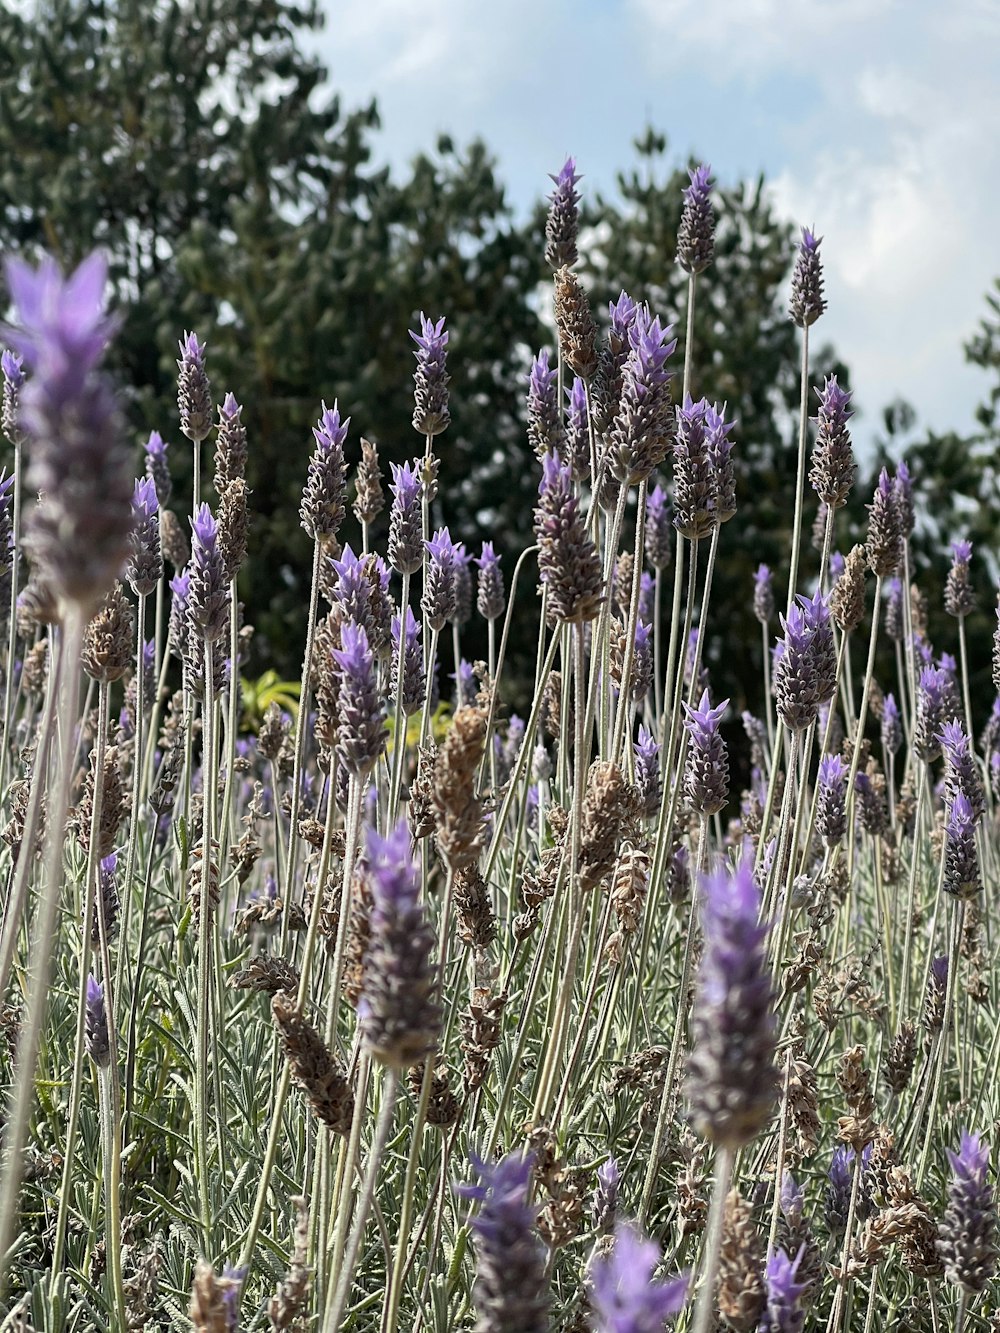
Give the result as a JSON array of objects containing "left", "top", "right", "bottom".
[
  {"left": 0, "top": 0, "right": 545, "bottom": 673},
  {"left": 579, "top": 131, "right": 849, "bottom": 714}
]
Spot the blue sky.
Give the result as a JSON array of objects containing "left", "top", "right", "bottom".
[{"left": 311, "top": 0, "right": 999, "bottom": 450}]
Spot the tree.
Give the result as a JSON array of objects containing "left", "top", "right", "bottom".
[{"left": 0, "top": 0, "right": 546, "bottom": 676}]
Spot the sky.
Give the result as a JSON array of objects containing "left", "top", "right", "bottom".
[{"left": 310, "top": 0, "right": 999, "bottom": 451}]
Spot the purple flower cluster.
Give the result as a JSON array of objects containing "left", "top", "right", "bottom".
[
  {"left": 545, "top": 156, "right": 582, "bottom": 271},
  {"left": 4, "top": 252, "right": 133, "bottom": 615},
  {"left": 458, "top": 1152, "right": 549, "bottom": 1333},
  {"left": 411, "top": 313, "right": 450, "bottom": 438},
  {"left": 300, "top": 401, "right": 349, "bottom": 546},
  {"left": 590, "top": 1224, "right": 688, "bottom": 1332},
  {"left": 682, "top": 690, "right": 729, "bottom": 816},
  {"left": 686, "top": 859, "right": 777, "bottom": 1147},
  {"left": 607, "top": 307, "right": 676, "bottom": 486},
  {"left": 772, "top": 591, "right": 837, "bottom": 732},
  {"left": 676, "top": 163, "right": 715, "bottom": 276},
  {"left": 526, "top": 348, "right": 562, "bottom": 459}
]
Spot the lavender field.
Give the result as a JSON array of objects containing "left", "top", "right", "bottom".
[{"left": 0, "top": 158, "right": 997, "bottom": 1333}]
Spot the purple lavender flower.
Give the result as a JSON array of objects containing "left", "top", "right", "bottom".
[
  {"left": 476, "top": 541, "right": 505, "bottom": 621},
  {"left": 422, "top": 526, "right": 459, "bottom": 632},
  {"left": 855, "top": 769, "right": 887, "bottom": 837},
  {"left": 545, "top": 156, "right": 582, "bottom": 270},
  {"left": 672, "top": 395, "right": 714, "bottom": 540},
  {"left": 753, "top": 564, "right": 775, "bottom": 625},
  {"left": 220, "top": 1264, "right": 246, "bottom": 1332},
  {"left": 944, "top": 791, "right": 981, "bottom": 899},
  {"left": 607, "top": 308, "right": 677, "bottom": 486},
  {"left": 759, "top": 1248, "right": 807, "bottom": 1333},
  {"left": 457, "top": 1152, "right": 549, "bottom": 1333},
  {"left": 940, "top": 718, "right": 986, "bottom": 821},
  {"left": 449, "top": 543, "right": 473, "bottom": 626},
  {"left": 592, "top": 291, "right": 641, "bottom": 435},
  {"left": 144, "top": 428, "right": 172, "bottom": 506},
  {"left": 780, "top": 1172, "right": 805, "bottom": 1230},
  {"left": 866, "top": 467, "right": 901, "bottom": 577},
  {"left": 331, "top": 622, "right": 385, "bottom": 778},
  {"left": 705, "top": 401, "right": 736, "bottom": 523},
  {"left": 634, "top": 725, "right": 662, "bottom": 818},
  {"left": 913, "top": 666, "right": 950, "bottom": 762},
  {"left": 686, "top": 859, "right": 777, "bottom": 1147},
  {"left": 677, "top": 162, "right": 715, "bottom": 275},
  {"left": 590, "top": 1224, "right": 689, "bottom": 1331},
  {"left": 452, "top": 658, "right": 476, "bottom": 708},
  {"left": 411, "top": 313, "right": 450, "bottom": 437},
  {"left": 359, "top": 820, "right": 440, "bottom": 1067},
  {"left": 826, "top": 1146, "right": 856, "bottom": 1235},
  {"left": 328, "top": 543, "right": 391, "bottom": 655},
  {"left": 387, "top": 460, "right": 423, "bottom": 575},
  {"left": 639, "top": 571, "right": 655, "bottom": 623},
  {"left": 176, "top": 330, "right": 212, "bottom": 444},
  {"left": 682, "top": 689, "right": 729, "bottom": 816},
  {"left": 4, "top": 251, "right": 133, "bottom": 615},
  {"left": 816, "top": 754, "right": 849, "bottom": 845},
  {"left": 214, "top": 391, "right": 247, "bottom": 493},
  {"left": 300, "top": 401, "right": 349, "bottom": 546},
  {"left": 644, "top": 484, "right": 672, "bottom": 572},
  {"left": 526, "top": 348, "right": 562, "bottom": 459},
  {"left": 187, "top": 503, "right": 228, "bottom": 643},
  {"left": 0, "top": 471, "right": 15, "bottom": 578},
  {"left": 789, "top": 227, "right": 826, "bottom": 328},
  {"left": 2, "top": 347, "right": 25, "bottom": 445},
  {"left": 829, "top": 550, "right": 845, "bottom": 585},
  {"left": 945, "top": 538, "right": 975, "bottom": 618},
  {"left": 394, "top": 610, "right": 429, "bottom": 725},
  {"left": 810, "top": 375, "right": 855, "bottom": 510},
  {"left": 894, "top": 459, "right": 915, "bottom": 539},
  {"left": 881, "top": 692, "right": 902, "bottom": 756},
  {"left": 593, "top": 1158, "right": 621, "bottom": 1234},
  {"left": 85, "top": 974, "right": 111, "bottom": 1067},
  {"left": 884, "top": 576, "right": 904, "bottom": 642},
  {"left": 127, "top": 476, "right": 162, "bottom": 597},
  {"left": 564, "top": 375, "right": 591, "bottom": 481},
  {"left": 773, "top": 591, "right": 836, "bottom": 732},
  {"left": 87, "top": 853, "right": 120, "bottom": 947},
  {"left": 534, "top": 450, "right": 604, "bottom": 624},
  {"left": 937, "top": 1130, "right": 998, "bottom": 1293}
]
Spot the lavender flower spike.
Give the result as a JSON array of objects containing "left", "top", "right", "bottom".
[
  {"left": 759, "top": 1247, "right": 807, "bottom": 1333},
  {"left": 411, "top": 313, "right": 450, "bottom": 437},
  {"left": 300, "top": 400, "right": 349, "bottom": 546},
  {"left": 4, "top": 251, "right": 133, "bottom": 615},
  {"left": 608, "top": 306, "right": 677, "bottom": 486},
  {"left": 187, "top": 503, "right": 229, "bottom": 643},
  {"left": 422, "top": 526, "right": 459, "bottom": 632},
  {"left": 682, "top": 689, "right": 730, "bottom": 816},
  {"left": 593, "top": 1158, "right": 621, "bottom": 1234},
  {"left": 937, "top": 1130, "right": 998, "bottom": 1293},
  {"left": 789, "top": 227, "right": 826, "bottom": 328},
  {"left": 387, "top": 460, "right": 423, "bottom": 575},
  {"left": 457, "top": 1152, "right": 549, "bottom": 1333},
  {"left": 677, "top": 162, "right": 715, "bottom": 275},
  {"left": 590, "top": 1224, "right": 689, "bottom": 1332},
  {"left": 945, "top": 538, "right": 975, "bottom": 618},
  {"left": 144, "top": 428, "right": 172, "bottom": 506},
  {"left": 686, "top": 859, "right": 778, "bottom": 1147},
  {"left": 1, "top": 347, "right": 24, "bottom": 445},
  {"left": 359, "top": 820, "right": 440, "bottom": 1068},
  {"left": 127, "top": 476, "right": 162, "bottom": 597},
  {"left": 85, "top": 974, "right": 111, "bottom": 1067},
  {"left": 944, "top": 790, "right": 981, "bottom": 899},
  {"left": 816, "top": 754, "right": 849, "bottom": 846},
  {"left": 526, "top": 348, "right": 563, "bottom": 459},
  {"left": 332, "top": 622, "right": 385, "bottom": 778},
  {"left": 753, "top": 564, "right": 775, "bottom": 625},
  {"left": 176, "top": 329, "right": 213, "bottom": 444},
  {"left": 391, "top": 606, "right": 425, "bottom": 717},
  {"left": 475, "top": 541, "right": 505, "bottom": 621},
  {"left": 810, "top": 375, "right": 855, "bottom": 510},
  {"left": 545, "top": 155, "right": 582, "bottom": 271},
  {"left": 644, "top": 484, "right": 672, "bottom": 571}
]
